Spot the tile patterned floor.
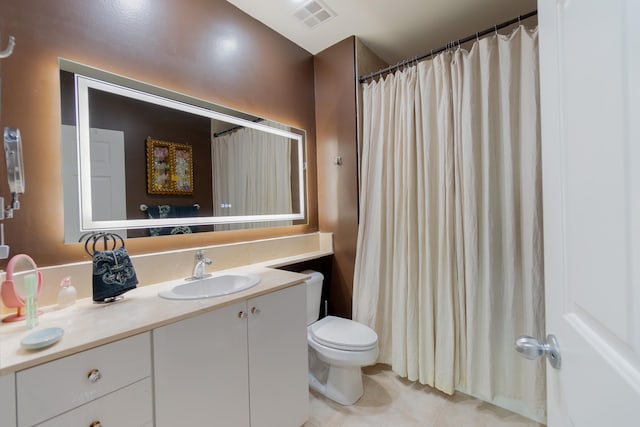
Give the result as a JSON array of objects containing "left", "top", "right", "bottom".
[{"left": 304, "top": 364, "right": 545, "bottom": 427}]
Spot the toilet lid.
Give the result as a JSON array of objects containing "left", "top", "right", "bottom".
[{"left": 309, "top": 316, "right": 378, "bottom": 351}]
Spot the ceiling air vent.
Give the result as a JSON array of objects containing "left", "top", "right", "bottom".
[{"left": 292, "top": 0, "right": 336, "bottom": 28}]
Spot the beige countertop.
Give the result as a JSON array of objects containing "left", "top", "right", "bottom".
[{"left": 0, "top": 266, "right": 310, "bottom": 375}]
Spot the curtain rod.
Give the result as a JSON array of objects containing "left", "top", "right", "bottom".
[
  {"left": 358, "top": 10, "right": 537, "bottom": 83},
  {"left": 213, "top": 118, "right": 263, "bottom": 138}
]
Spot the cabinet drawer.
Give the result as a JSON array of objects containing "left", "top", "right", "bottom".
[
  {"left": 37, "top": 378, "right": 152, "bottom": 427},
  {"left": 0, "top": 373, "right": 16, "bottom": 427},
  {"left": 17, "top": 332, "right": 151, "bottom": 427}
]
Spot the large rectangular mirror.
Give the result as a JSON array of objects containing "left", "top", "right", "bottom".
[{"left": 60, "top": 59, "right": 307, "bottom": 243}]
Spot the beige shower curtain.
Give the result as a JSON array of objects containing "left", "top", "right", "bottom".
[{"left": 353, "top": 26, "right": 545, "bottom": 422}]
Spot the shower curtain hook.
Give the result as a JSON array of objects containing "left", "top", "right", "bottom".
[
  {"left": 518, "top": 15, "right": 521, "bottom": 26},
  {"left": 476, "top": 32, "right": 480, "bottom": 42},
  {"left": 494, "top": 25, "right": 499, "bottom": 36},
  {"left": 0, "top": 35, "right": 15, "bottom": 59}
]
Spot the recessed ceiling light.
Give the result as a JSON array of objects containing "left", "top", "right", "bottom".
[{"left": 292, "top": 0, "right": 336, "bottom": 29}]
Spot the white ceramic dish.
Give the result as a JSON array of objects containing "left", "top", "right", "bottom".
[{"left": 20, "top": 327, "right": 64, "bottom": 350}]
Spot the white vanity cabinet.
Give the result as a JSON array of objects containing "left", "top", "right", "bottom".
[
  {"left": 36, "top": 379, "right": 152, "bottom": 427},
  {"left": 0, "top": 373, "right": 16, "bottom": 426},
  {"left": 247, "top": 284, "right": 308, "bottom": 427},
  {"left": 153, "top": 283, "right": 308, "bottom": 427},
  {"left": 16, "top": 332, "right": 152, "bottom": 427},
  {"left": 153, "top": 301, "right": 250, "bottom": 426}
]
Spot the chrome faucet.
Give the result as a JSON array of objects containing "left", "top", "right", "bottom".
[{"left": 189, "top": 250, "right": 212, "bottom": 280}]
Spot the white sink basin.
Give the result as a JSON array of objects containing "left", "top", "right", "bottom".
[{"left": 158, "top": 273, "right": 261, "bottom": 300}]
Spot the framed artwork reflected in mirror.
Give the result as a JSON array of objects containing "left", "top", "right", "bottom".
[{"left": 146, "top": 137, "right": 193, "bottom": 195}]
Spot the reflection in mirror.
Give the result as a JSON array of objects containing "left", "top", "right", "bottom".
[{"left": 59, "top": 60, "right": 306, "bottom": 243}]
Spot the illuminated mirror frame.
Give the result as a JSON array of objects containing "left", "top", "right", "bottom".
[{"left": 73, "top": 73, "right": 306, "bottom": 232}]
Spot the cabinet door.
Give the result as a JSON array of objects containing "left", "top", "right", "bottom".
[
  {"left": 153, "top": 301, "right": 250, "bottom": 427},
  {"left": 0, "top": 373, "right": 16, "bottom": 427},
  {"left": 37, "top": 378, "right": 152, "bottom": 427},
  {"left": 248, "top": 284, "right": 308, "bottom": 427}
]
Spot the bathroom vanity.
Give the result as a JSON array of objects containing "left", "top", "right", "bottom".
[
  {"left": 0, "top": 267, "right": 310, "bottom": 427},
  {"left": 154, "top": 283, "right": 307, "bottom": 426}
]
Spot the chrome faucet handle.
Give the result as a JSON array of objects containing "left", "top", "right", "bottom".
[
  {"left": 195, "top": 250, "right": 212, "bottom": 264},
  {"left": 189, "top": 250, "right": 213, "bottom": 281},
  {"left": 195, "top": 250, "right": 213, "bottom": 264}
]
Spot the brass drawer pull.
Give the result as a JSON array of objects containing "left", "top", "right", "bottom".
[
  {"left": 90, "top": 421, "right": 102, "bottom": 427},
  {"left": 238, "top": 310, "right": 248, "bottom": 319},
  {"left": 250, "top": 306, "right": 260, "bottom": 315}
]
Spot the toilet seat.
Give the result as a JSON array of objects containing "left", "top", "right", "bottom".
[{"left": 309, "top": 316, "right": 378, "bottom": 351}]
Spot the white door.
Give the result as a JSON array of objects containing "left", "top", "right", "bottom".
[
  {"left": 538, "top": 1, "right": 640, "bottom": 426},
  {"left": 61, "top": 125, "right": 127, "bottom": 242}
]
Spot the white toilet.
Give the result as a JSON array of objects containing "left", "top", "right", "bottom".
[{"left": 304, "top": 270, "right": 378, "bottom": 405}]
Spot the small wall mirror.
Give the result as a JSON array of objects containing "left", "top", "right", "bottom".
[
  {"left": 0, "top": 254, "right": 43, "bottom": 323},
  {"left": 59, "top": 59, "right": 307, "bottom": 243},
  {"left": 4, "top": 127, "right": 25, "bottom": 196},
  {"left": 4, "top": 126, "right": 25, "bottom": 218}
]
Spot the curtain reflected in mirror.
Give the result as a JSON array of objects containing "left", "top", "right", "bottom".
[{"left": 212, "top": 121, "right": 295, "bottom": 230}]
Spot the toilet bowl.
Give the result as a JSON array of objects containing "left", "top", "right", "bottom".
[{"left": 304, "top": 271, "right": 378, "bottom": 405}]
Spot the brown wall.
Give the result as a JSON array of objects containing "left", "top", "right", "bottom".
[
  {"left": 0, "top": 0, "right": 317, "bottom": 266},
  {"left": 314, "top": 37, "right": 388, "bottom": 319},
  {"left": 314, "top": 37, "right": 358, "bottom": 318}
]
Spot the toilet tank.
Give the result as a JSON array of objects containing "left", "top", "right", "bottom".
[{"left": 302, "top": 270, "right": 324, "bottom": 326}]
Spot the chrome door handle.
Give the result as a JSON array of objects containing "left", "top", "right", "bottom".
[{"left": 515, "top": 334, "right": 561, "bottom": 369}]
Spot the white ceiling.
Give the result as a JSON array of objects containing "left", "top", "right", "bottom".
[{"left": 225, "top": 0, "right": 537, "bottom": 65}]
